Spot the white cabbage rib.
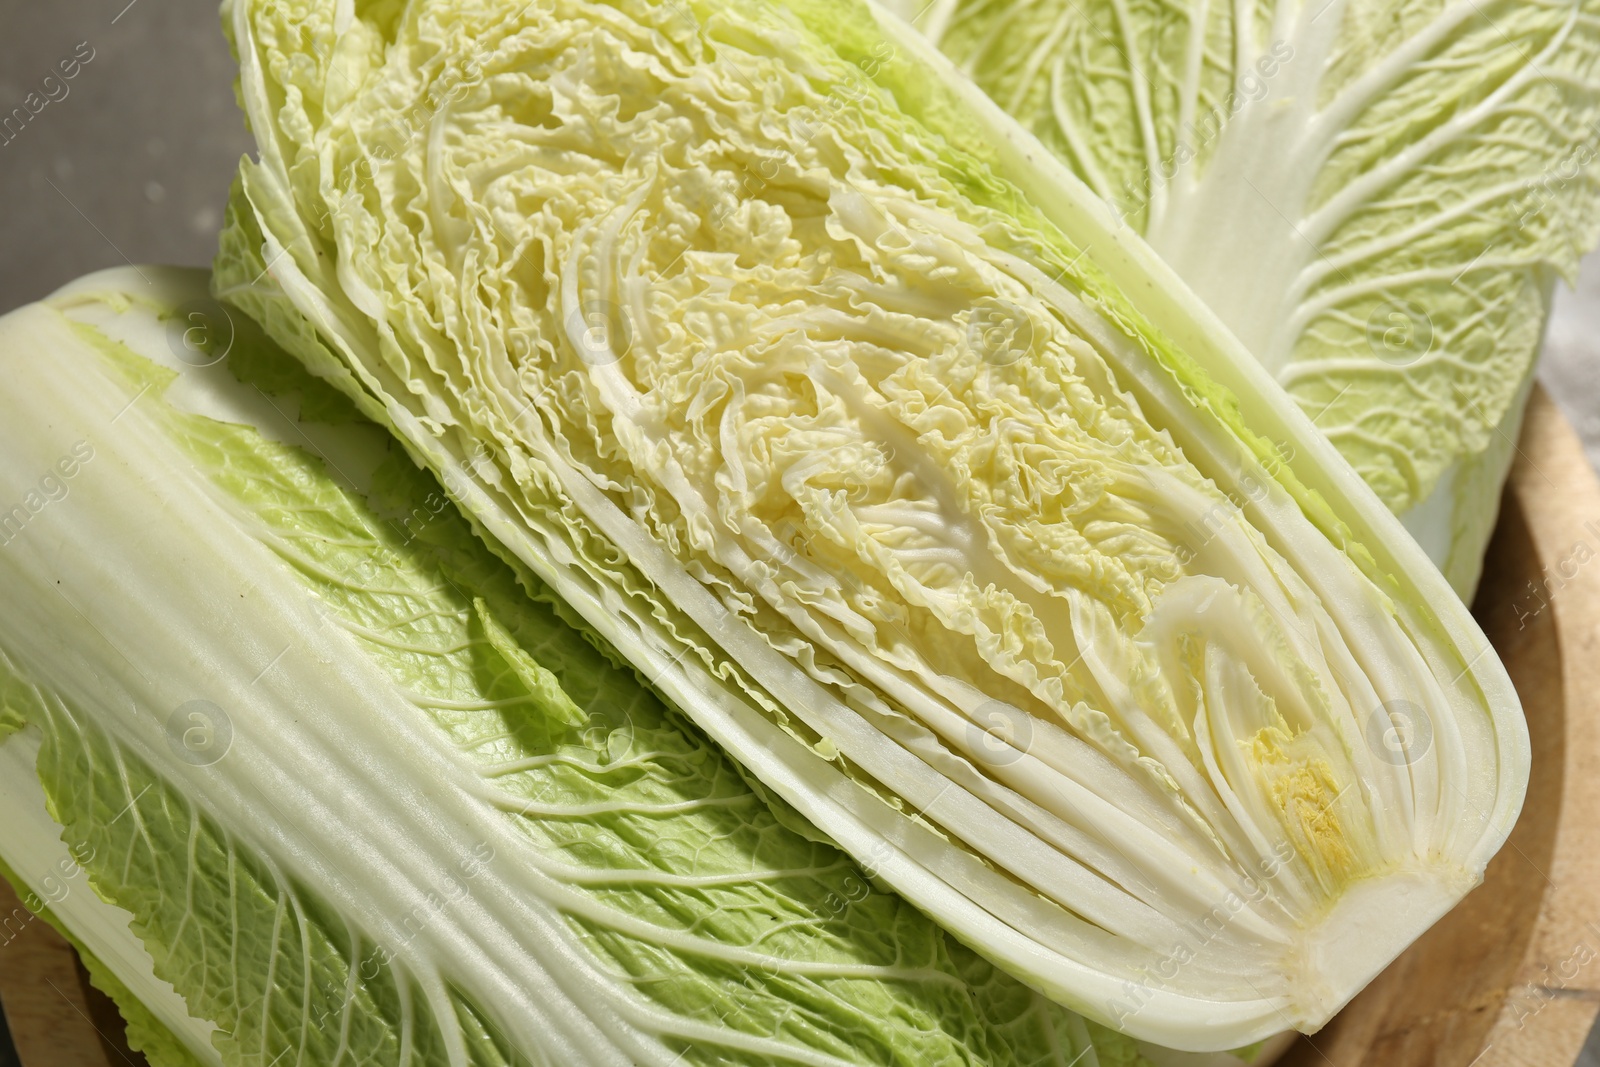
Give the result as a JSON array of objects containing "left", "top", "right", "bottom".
[
  {"left": 215, "top": 0, "right": 1527, "bottom": 1049},
  {"left": 0, "top": 301, "right": 703, "bottom": 1067},
  {"left": 898, "top": 0, "right": 1600, "bottom": 595}
]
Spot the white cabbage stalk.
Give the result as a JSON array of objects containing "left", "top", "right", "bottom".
[
  {"left": 0, "top": 267, "right": 1227, "bottom": 1067},
  {"left": 212, "top": 0, "right": 1528, "bottom": 1051},
  {"left": 889, "top": 0, "right": 1600, "bottom": 596}
]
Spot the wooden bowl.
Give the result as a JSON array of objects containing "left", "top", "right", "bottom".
[
  {"left": 0, "top": 882, "right": 145, "bottom": 1066},
  {"left": 2, "top": 388, "right": 1597, "bottom": 1066}
]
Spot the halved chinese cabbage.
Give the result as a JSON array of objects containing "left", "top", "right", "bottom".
[
  {"left": 213, "top": 0, "right": 1528, "bottom": 1051},
  {"left": 0, "top": 266, "right": 1195, "bottom": 1067},
  {"left": 888, "top": 0, "right": 1600, "bottom": 595}
]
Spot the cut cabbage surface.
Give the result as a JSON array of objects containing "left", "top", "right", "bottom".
[
  {"left": 0, "top": 266, "right": 1229, "bottom": 1067},
  {"left": 886, "top": 0, "right": 1600, "bottom": 595},
  {"left": 212, "top": 0, "right": 1528, "bottom": 1051}
]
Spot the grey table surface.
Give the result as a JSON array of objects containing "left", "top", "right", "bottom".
[{"left": 1, "top": 0, "right": 1597, "bottom": 1063}]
